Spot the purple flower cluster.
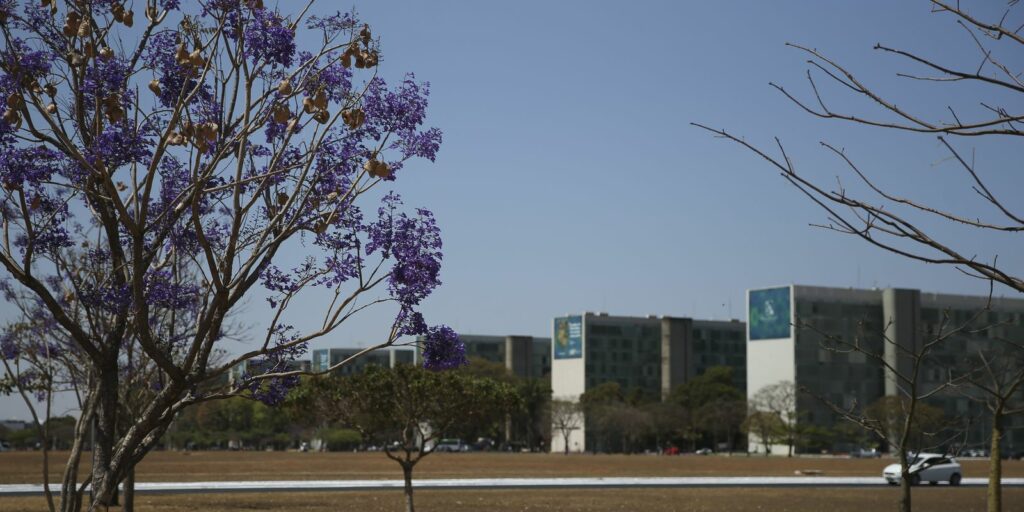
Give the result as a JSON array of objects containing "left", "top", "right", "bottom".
[
  {"left": 245, "top": 9, "right": 296, "bottom": 69},
  {"left": 366, "top": 194, "right": 443, "bottom": 308},
  {"left": 422, "top": 325, "right": 466, "bottom": 371}
]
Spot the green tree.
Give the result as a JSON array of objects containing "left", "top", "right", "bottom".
[{"left": 297, "top": 365, "right": 519, "bottom": 512}]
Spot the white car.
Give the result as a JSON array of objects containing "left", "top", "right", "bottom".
[{"left": 883, "top": 453, "right": 962, "bottom": 486}]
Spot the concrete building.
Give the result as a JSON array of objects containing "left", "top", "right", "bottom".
[
  {"left": 746, "top": 285, "right": 1024, "bottom": 455},
  {"left": 229, "top": 358, "right": 311, "bottom": 385},
  {"left": 311, "top": 347, "right": 416, "bottom": 376},
  {"left": 415, "top": 334, "right": 552, "bottom": 380},
  {"left": 550, "top": 312, "right": 746, "bottom": 453}
]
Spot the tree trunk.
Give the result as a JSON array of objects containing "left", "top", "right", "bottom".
[
  {"left": 402, "top": 462, "right": 415, "bottom": 512},
  {"left": 123, "top": 466, "right": 135, "bottom": 512},
  {"left": 562, "top": 431, "right": 570, "bottom": 455},
  {"left": 989, "top": 416, "right": 1003, "bottom": 512},
  {"left": 90, "top": 364, "right": 120, "bottom": 509},
  {"left": 898, "top": 450, "right": 912, "bottom": 512}
]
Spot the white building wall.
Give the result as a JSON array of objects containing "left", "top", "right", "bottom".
[
  {"left": 550, "top": 316, "right": 586, "bottom": 454},
  {"left": 746, "top": 286, "right": 796, "bottom": 456}
]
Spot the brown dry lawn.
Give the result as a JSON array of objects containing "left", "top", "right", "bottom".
[
  {"left": 1, "top": 488, "right": 1020, "bottom": 512},
  {"left": 3, "top": 452, "right": 1023, "bottom": 511},
  {"left": 2, "top": 451, "right": 1023, "bottom": 484}
]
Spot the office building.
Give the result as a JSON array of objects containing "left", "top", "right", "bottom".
[
  {"left": 747, "top": 285, "right": 1024, "bottom": 454},
  {"left": 311, "top": 346, "right": 416, "bottom": 376},
  {"left": 550, "top": 312, "right": 746, "bottom": 453}
]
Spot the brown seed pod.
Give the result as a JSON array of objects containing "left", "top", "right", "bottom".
[
  {"left": 77, "top": 18, "right": 91, "bottom": 37},
  {"left": 188, "top": 50, "right": 204, "bottom": 68},
  {"left": 99, "top": 46, "right": 113, "bottom": 60},
  {"left": 44, "top": 83, "right": 56, "bottom": 97},
  {"left": 181, "top": 121, "right": 194, "bottom": 138},
  {"left": 41, "top": 0, "right": 52, "bottom": 7},
  {"left": 277, "top": 192, "right": 288, "bottom": 206},
  {"left": 340, "top": 52, "right": 352, "bottom": 68},
  {"left": 115, "top": 181, "right": 127, "bottom": 192},
  {"left": 84, "top": 42, "right": 95, "bottom": 58},
  {"left": 272, "top": 103, "right": 289, "bottom": 123},
  {"left": 353, "top": 52, "right": 365, "bottom": 69},
  {"left": 167, "top": 132, "right": 185, "bottom": 145},
  {"left": 6, "top": 93, "right": 23, "bottom": 109},
  {"left": 175, "top": 44, "right": 189, "bottom": 65},
  {"left": 69, "top": 52, "right": 86, "bottom": 67},
  {"left": 45, "top": 103, "right": 57, "bottom": 115},
  {"left": 312, "top": 109, "right": 329, "bottom": 124},
  {"left": 363, "top": 51, "right": 378, "bottom": 68},
  {"left": 2, "top": 109, "right": 19, "bottom": 125},
  {"left": 106, "top": 105, "right": 124, "bottom": 123},
  {"left": 249, "top": 0, "right": 264, "bottom": 9},
  {"left": 122, "top": 9, "right": 133, "bottom": 27},
  {"left": 148, "top": 79, "right": 162, "bottom": 96},
  {"left": 313, "top": 90, "right": 327, "bottom": 110},
  {"left": 203, "top": 123, "right": 219, "bottom": 140},
  {"left": 360, "top": 24, "right": 371, "bottom": 44},
  {"left": 30, "top": 195, "right": 41, "bottom": 209},
  {"left": 277, "top": 79, "right": 293, "bottom": 96},
  {"left": 302, "top": 97, "right": 315, "bottom": 114},
  {"left": 111, "top": 3, "right": 124, "bottom": 21}
]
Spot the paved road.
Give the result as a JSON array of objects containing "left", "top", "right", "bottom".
[{"left": 2, "top": 477, "right": 1024, "bottom": 496}]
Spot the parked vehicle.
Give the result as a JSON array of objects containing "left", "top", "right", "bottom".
[
  {"left": 695, "top": 448, "right": 713, "bottom": 455},
  {"left": 883, "top": 453, "right": 962, "bottom": 486},
  {"left": 961, "top": 449, "right": 988, "bottom": 458},
  {"left": 850, "top": 448, "right": 881, "bottom": 459},
  {"left": 434, "top": 438, "right": 469, "bottom": 452}
]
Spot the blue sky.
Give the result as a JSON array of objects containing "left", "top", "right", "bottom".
[{"left": 3, "top": 0, "right": 1022, "bottom": 419}]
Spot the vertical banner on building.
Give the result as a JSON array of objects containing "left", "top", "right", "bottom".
[
  {"left": 749, "top": 287, "right": 792, "bottom": 340},
  {"left": 554, "top": 315, "right": 583, "bottom": 359}
]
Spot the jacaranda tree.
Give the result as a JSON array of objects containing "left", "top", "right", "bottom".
[{"left": 0, "top": 1, "right": 462, "bottom": 510}]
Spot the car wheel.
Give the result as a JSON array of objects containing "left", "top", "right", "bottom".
[
  {"left": 950, "top": 473, "right": 962, "bottom": 486},
  {"left": 910, "top": 474, "right": 921, "bottom": 486}
]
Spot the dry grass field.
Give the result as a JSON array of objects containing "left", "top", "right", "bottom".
[
  {"left": 2, "top": 450, "right": 1022, "bottom": 484},
  {"left": 2, "top": 452, "right": 1023, "bottom": 511},
  {"left": 1, "top": 488, "right": 1021, "bottom": 512}
]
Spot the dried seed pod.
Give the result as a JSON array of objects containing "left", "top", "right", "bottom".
[
  {"left": 41, "top": 0, "right": 52, "bottom": 7},
  {"left": 353, "top": 52, "right": 365, "bottom": 69},
  {"left": 111, "top": 3, "right": 125, "bottom": 22},
  {"left": 84, "top": 42, "right": 95, "bottom": 58},
  {"left": 62, "top": 22, "right": 76, "bottom": 37},
  {"left": 360, "top": 24, "right": 371, "bottom": 44},
  {"left": 45, "top": 103, "right": 57, "bottom": 114},
  {"left": 175, "top": 44, "right": 189, "bottom": 65},
  {"left": 116, "top": 181, "right": 127, "bottom": 192},
  {"left": 362, "top": 51, "right": 378, "bottom": 68},
  {"left": 30, "top": 195, "right": 41, "bottom": 209},
  {"left": 106, "top": 105, "right": 124, "bottom": 123},
  {"left": 2, "top": 109, "right": 19, "bottom": 125},
  {"left": 340, "top": 52, "right": 352, "bottom": 68},
  {"left": 167, "top": 132, "right": 186, "bottom": 145},
  {"left": 272, "top": 103, "right": 290, "bottom": 123},
  {"left": 122, "top": 9, "right": 133, "bottom": 27},
  {"left": 302, "top": 97, "right": 316, "bottom": 114},
  {"left": 99, "top": 46, "right": 114, "bottom": 60},
  {"left": 148, "top": 79, "right": 162, "bottom": 96},
  {"left": 69, "top": 52, "right": 86, "bottom": 67},
  {"left": 277, "top": 192, "right": 288, "bottom": 206},
  {"left": 277, "top": 80, "right": 293, "bottom": 97},
  {"left": 249, "top": 0, "right": 264, "bottom": 9},
  {"left": 188, "top": 50, "right": 204, "bottom": 68},
  {"left": 43, "top": 83, "right": 56, "bottom": 96},
  {"left": 6, "top": 93, "right": 23, "bottom": 109},
  {"left": 312, "top": 109, "right": 329, "bottom": 124},
  {"left": 312, "top": 90, "right": 327, "bottom": 110},
  {"left": 77, "top": 18, "right": 91, "bottom": 37}
]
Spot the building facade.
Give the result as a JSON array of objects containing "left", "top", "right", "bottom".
[
  {"left": 310, "top": 347, "right": 416, "bottom": 376},
  {"left": 746, "top": 285, "right": 1024, "bottom": 455},
  {"left": 550, "top": 312, "right": 746, "bottom": 453},
  {"left": 416, "top": 334, "right": 552, "bottom": 380}
]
